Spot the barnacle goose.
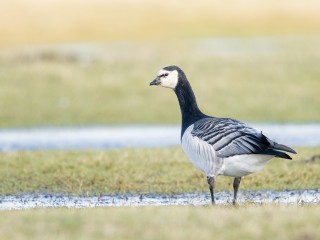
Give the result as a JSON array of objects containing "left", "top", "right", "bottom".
[{"left": 150, "top": 65, "right": 296, "bottom": 205}]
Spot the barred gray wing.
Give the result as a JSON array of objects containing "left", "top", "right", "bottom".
[{"left": 191, "top": 118, "right": 270, "bottom": 158}]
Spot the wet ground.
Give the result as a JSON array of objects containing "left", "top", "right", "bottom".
[
  {"left": 1, "top": 190, "right": 319, "bottom": 210},
  {"left": 1, "top": 124, "right": 319, "bottom": 210},
  {"left": 0, "top": 123, "right": 319, "bottom": 151}
]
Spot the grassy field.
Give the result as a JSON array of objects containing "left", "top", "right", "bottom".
[
  {"left": 0, "top": 147, "right": 318, "bottom": 195},
  {"left": 0, "top": 205, "right": 319, "bottom": 240},
  {"left": 1, "top": 37, "right": 320, "bottom": 127},
  {"left": 0, "top": 1, "right": 320, "bottom": 127}
]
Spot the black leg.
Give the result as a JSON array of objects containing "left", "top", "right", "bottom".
[
  {"left": 232, "top": 177, "right": 242, "bottom": 205},
  {"left": 207, "top": 176, "right": 216, "bottom": 205}
]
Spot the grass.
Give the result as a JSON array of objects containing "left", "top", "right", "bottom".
[
  {"left": 0, "top": 205, "right": 319, "bottom": 240},
  {"left": 1, "top": 37, "right": 320, "bottom": 127},
  {"left": 0, "top": 147, "right": 319, "bottom": 195}
]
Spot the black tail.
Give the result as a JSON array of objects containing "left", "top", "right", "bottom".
[
  {"left": 273, "top": 142, "right": 297, "bottom": 154},
  {"left": 262, "top": 133, "right": 297, "bottom": 159}
]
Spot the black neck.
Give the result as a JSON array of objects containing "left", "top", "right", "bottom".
[{"left": 174, "top": 79, "right": 206, "bottom": 137}]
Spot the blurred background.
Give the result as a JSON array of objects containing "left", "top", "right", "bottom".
[{"left": 1, "top": 0, "right": 320, "bottom": 128}]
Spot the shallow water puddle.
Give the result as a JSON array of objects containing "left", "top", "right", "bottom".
[
  {"left": 0, "top": 190, "right": 319, "bottom": 210},
  {"left": 0, "top": 124, "right": 319, "bottom": 151}
]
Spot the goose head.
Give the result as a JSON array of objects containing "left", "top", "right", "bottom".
[{"left": 150, "top": 66, "right": 185, "bottom": 90}]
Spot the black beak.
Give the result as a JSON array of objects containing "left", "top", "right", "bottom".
[{"left": 149, "top": 77, "right": 161, "bottom": 86}]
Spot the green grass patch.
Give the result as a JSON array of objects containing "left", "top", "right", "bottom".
[
  {"left": 0, "top": 205, "right": 319, "bottom": 240},
  {"left": 0, "top": 37, "right": 320, "bottom": 127},
  {"left": 0, "top": 147, "right": 319, "bottom": 195}
]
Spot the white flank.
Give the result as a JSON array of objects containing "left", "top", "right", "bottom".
[
  {"left": 181, "top": 125, "right": 220, "bottom": 176},
  {"left": 157, "top": 69, "right": 178, "bottom": 89}
]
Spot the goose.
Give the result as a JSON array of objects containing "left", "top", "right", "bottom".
[{"left": 149, "top": 65, "right": 296, "bottom": 205}]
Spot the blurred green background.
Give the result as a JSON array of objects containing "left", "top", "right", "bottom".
[{"left": 1, "top": 0, "right": 320, "bottom": 127}]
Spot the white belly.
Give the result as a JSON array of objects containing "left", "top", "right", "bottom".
[{"left": 219, "top": 154, "right": 273, "bottom": 177}]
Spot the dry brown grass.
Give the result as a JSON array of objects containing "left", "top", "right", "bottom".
[{"left": 1, "top": 0, "right": 320, "bottom": 47}]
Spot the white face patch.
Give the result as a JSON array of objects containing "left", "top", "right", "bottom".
[{"left": 157, "top": 69, "right": 178, "bottom": 89}]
